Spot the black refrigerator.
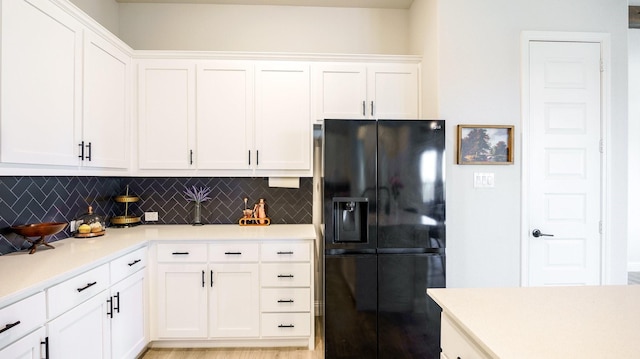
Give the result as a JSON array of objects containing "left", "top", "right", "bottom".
[{"left": 323, "top": 119, "right": 446, "bottom": 359}]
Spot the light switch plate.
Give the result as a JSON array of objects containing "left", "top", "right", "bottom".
[
  {"left": 474, "top": 172, "right": 495, "bottom": 188},
  {"left": 145, "top": 212, "right": 159, "bottom": 221}
]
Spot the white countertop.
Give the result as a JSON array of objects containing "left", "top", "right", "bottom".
[
  {"left": 428, "top": 286, "right": 640, "bottom": 358},
  {"left": 0, "top": 224, "right": 316, "bottom": 307}
]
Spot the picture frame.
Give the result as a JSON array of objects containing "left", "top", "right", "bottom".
[{"left": 457, "top": 125, "right": 514, "bottom": 165}]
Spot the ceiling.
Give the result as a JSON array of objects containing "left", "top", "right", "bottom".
[{"left": 115, "top": 0, "right": 415, "bottom": 10}]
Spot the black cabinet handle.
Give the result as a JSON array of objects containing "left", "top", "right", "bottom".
[
  {"left": 202, "top": 270, "right": 205, "bottom": 288},
  {"left": 224, "top": 252, "right": 242, "bottom": 255},
  {"left": 277, "top": 274, "right": 294, "bottom": 278},
  {"left": 77, "top": 281, "right": 97, "bottom": 292},
  {"left": 41, "top": 337, "right": 49, "bottom": 359},
  {"left": 371, "top": 101, "right": 374, "bottom": 116},
  {"left": 211, "top": 270, "right": 214, "bottom": 287},
  {"left": 128, "top": 259, "right": 141, "bottom": 267},
  {"left": 0, "top": 320, "right": 20, "bottom": 334},
  {"left": 85, "top": 142, "right": 92, "bottom": 161},
  {"left": 107, "top": 297, "right": 113, "bottom": 318},
  {"left": 278, "top": 324, "right": 294, "bottom": 328},
  {"left": 172, "top": 252, "right": 189, "bottom": 255},
  {"left": 78, "top": 141, "right": 84, "bottom": 159},
  {"left": 277, "top": 251, "right": 294, "bottom": 255},
  {"left": 257, "top": 150, "right": 259, "bottom": 165},
  {"left": 190, "top": 149, "right": 194, "bottom": 165},
  {"left": 114, "top": 292, "right": 120, "bottom": 313},
  {"left": 248, "top": 150, "right": 251, "bottom": 165},
  {"left": 277, "top": 299, "right": 294, "bottom": 303}
]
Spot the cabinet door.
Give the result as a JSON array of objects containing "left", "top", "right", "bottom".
[
  {"left": 0, "top": 327, "right": 45, "bottom": 359},
  {"left": 111, "top": 270, "right": 146, "bottom": 359},
  {"left": 138, "top": 60, "right": 195, "bottom": 169},
  {"left": 209, "top": 263, "right": 259, "bottom": 338},
  {"left": 255, "top": 62, "right": 311, "bottom": 171},
  {"left": 48, "top": 291, "right": 111, "bottom": 359},
  {"left": 314, "top": 64, "right": 367, "bottom": 121},
  {"left": 156, "top": 264, "right": 207, "bottom": 338},
  {"left": 0, "top": 0, "right": 82, "bottom": 166},
  {"left": 196, "top": 61, "right": 253, "bottom": 170},
  {"left": 83, "top": 32, "right": 130, "bottom": 169},
  {"left": 367, "top": 64, "right": 419, "bottom": 119}
]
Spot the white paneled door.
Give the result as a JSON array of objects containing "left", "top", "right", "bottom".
[{"left": 526, "top": 40, "right": 603, "bottom": 286}]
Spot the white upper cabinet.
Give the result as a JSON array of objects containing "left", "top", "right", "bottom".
[
  {"left": 83, "top": 32, "right": 131, "bottom": 169},
  {"left": 196, "top": 61, "right": 254, "bottom": 171},
  {"left": 313, "top": 63, "right": 420, "bottom": 122},
  {"left": 255, "top": 62, "right": 311, "bottom": 173},
  {"left": 367, "top": 64, "right": 420, "bottom": 119},
  {"left": 137, "top": 60, "right": 196, "bottom": 170},
  {"left": 137, "top": 60, "right": 312, "bottom": 176},
  {"left": 0, "top": 0, "right": 82, "bottom": 166},
  {"left": 0, "top": 0, "right": 131, "bottom": 171},
  {"left": 314, "top": 64, "right": 368, "bottom": 120}
]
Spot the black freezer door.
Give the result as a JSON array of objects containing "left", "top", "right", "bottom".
[
  {"left": 324, "top": 254, "right": 377, "bottom": 359},
  {"left": 378, "top": 253, "right": 445, "bottom": 358},
  {"left": 377, "top": 120, "right": 445, "bottom": 251},
  {"left": 324, "top": 119, "right": 377, "bottom": 253}
]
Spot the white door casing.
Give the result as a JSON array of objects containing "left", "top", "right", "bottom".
[{"left": 521, "top": 32, "right": 610, "bottom": 286}]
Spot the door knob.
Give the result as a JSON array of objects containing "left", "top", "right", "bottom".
[{"left": 532, "top": 229, "right": 554, "bottom": 238}]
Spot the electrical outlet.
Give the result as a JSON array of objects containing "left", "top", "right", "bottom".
[
  {"left": 69, "top": 220, "right": 77, "bottom": 232},
  {"left": 145, "top": 212, "right": 159, "bottom": 221},
  {"left": 474, "top": 172, "right": 495, "bottom": 188}
]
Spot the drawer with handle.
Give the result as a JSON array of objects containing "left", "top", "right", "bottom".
[
  {"left": 261, "top": 263, "right": 310, "bottom": 287},
  {"left": 261, "top": 312, "right": 311, "bottom": 337},
  {"left": 110, "top": 247, "right": 147, "bottom": 283},
  {"left": 47, "top": 263, "right": 109, "bottom": 319},
  {"left": 261, "top": 288, "right": 310, "bottom": 312},
  {"left": 156, "top": 243, "right": 207, "bottom": 263},
  {"left": 0, "top": 292, "right": 45, "bottom": 350},
  {"left": 209, "top": 243, "right": 259, "bottom": 262},
  {"left": 261, "top": 242, "right": 310, "bottom": 262}
]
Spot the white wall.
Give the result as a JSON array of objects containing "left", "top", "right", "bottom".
[
  {"left": 434, "top": 0, "right": 629, "bottom": 288},
  {"left": 118, "top": 3, "right": 409, "bottom": 54},
  {"left": 628, "top": 1, "right": 640, "bottom": 271},
  {"left": 69, "top": 0, "right": 119, "bottom": 36},
  {"left": 409, "top": 0, "right": 438, "bottom": 118}
]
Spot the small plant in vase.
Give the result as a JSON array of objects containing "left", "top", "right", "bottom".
[{"left": 183, "top": 185, "right": 212, "bottom": 226}]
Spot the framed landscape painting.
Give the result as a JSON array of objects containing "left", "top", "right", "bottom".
[{"left": 457, "top": 125, "right": 514, "bottom": 165}]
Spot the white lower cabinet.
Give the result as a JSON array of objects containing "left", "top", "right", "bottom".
[
  {"left": 47, "top": 291, "right": 112, "bottom": 359},
  {"left": 0, "top": 327, "right": 46, "bottom": 359},
  {"left": 153, "top": 239, "right": 314, "bottom": 348},
  {"left": 111, "top": 270, "right": 146, "bottom": 359},
  {"left": 260, "top": 242, "right": 314, "bottom": 349},
  {"left": 156, "top": 263, "right": 208, "bottom": 338},
  {"left": 44, "top": 247, "right": 147, "bottom": 359},
  {"left": 155, "top": 243, "right": 260, "bottom": 339},
  {"left": 209, "top": 263, "right": 259, "bottom": 338}
]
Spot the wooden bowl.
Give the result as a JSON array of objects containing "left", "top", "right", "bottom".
[
  {"left": 11, "top": 222, "right": 67, "bottom": 238},
  {"left": 11, "top": 222, "right": 68, "bottom": 254}
]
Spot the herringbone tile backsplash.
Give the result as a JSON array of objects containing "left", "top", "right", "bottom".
[{"left": 0, "top": 176, "right": 312, "bottom": 255}]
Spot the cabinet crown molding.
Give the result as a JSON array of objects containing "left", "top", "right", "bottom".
[{"left": 133, "top": 50, "right": 422, "bottom": 63}]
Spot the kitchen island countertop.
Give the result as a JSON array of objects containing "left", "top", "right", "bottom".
[
  {"left": 428, "top": 285, "right": 640, "bottom": 358},
  {"left": 0, "top": 224, "right": 316, "bottom": 308}
]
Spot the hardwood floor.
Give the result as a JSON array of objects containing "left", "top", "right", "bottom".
[{"left": 140, "top": 318, "right": 324, "bottom": 359}]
